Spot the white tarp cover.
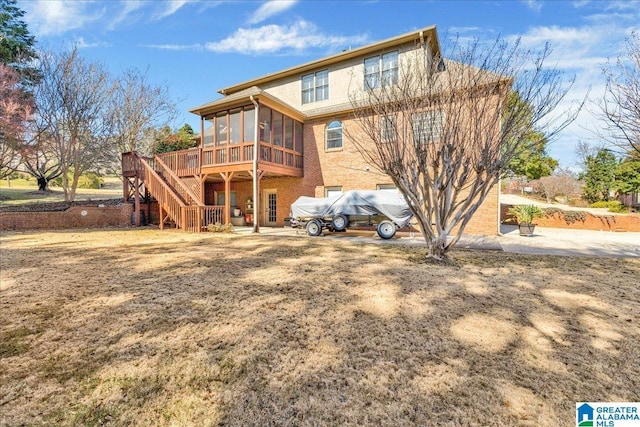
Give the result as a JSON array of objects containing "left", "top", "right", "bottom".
[{"left": 290, "top": 190, "right": 413, "bottom": 227}]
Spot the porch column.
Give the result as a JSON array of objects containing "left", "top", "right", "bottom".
[
  {"left": 220, "top": 172, "right": 234, "bottom": 224},
  {"left": 123, "top": 177, "right": 129, "bottom": 202},
  {"left": 249, "top": 169, "right": 264, "bottom": 232},
  {"left": 200, "top": 173, "right": 208, "bottom": 205},
  {"left": 134, "top": 175, "right": 140, "bottom": 227}
]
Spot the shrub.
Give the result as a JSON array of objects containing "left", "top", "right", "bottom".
[
  {"left": 50, "top": 172, "right": 104, "bottom": 189},
  {"left": 206, "top": 222, "right": 234, "bottom": 233},
  {"left": 589, "top": 200, "right": 629, "bottom": 213},
  {"left": 563, "top": 210, "right": 587, "bottom": 224},
  {"left": 507, "top": 204, "right": 544, "bottom": 224}
]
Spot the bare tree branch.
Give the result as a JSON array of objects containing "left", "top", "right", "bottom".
[
  {"left": 346, "top": 36, "right": 581, "bottom": 259},
  {"left": 32, "top": 48, "right": 115, "bottom": 201},
  {"left": 594, "top": 32, "right": 640, "bottom": 156},
  {"left": 108, "top": 67, "right": 178, "bottom": 168}
]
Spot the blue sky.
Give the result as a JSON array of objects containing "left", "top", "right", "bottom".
[{"left": 18, "top": 0, "right": 640, "bottom": 170}]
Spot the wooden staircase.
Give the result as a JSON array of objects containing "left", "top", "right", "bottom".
[{"left": 122, "top": 152, "right": 223, "bottom": 232}]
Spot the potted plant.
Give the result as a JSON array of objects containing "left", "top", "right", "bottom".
[{"left": 507, "top": 204, "right": 543, "bottom": 236}]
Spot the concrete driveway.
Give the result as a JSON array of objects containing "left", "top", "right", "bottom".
[
  {"left": 252, "top": 225, "right": 640, "bottom": 258},
  {"left": 497, "top": 225, "right": 640, "bottom": 257}
]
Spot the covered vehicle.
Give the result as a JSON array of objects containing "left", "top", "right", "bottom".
[{"left": 289, "top": 190, "right": 413, "bottom": 239}]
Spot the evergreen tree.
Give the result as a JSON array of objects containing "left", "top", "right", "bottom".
[
  {"left": 580, "top": 148, "right": 619, "bottom": 203},
  {"left": 614, "top": 160, "right": 640, "bottom": 196},
  {"left": 0, "top": 0, "right": 39, "bottom": 86},
  {"left": 153, "top": 124, "right": 197, "bottom": 154},
  {"left": 505, "top": 92, "right": 559, "bottom": 180}
]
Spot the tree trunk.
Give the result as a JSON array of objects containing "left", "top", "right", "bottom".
[
  {"left": 36, "top": 176, "right": 49, "bottom": 191},
  {"left": 425, "top": 233, "right": 449, "bottom": 260}
]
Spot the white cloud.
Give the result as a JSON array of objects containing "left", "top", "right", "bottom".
[
  {"left": 152, "top": 0, "right": 192, "bottom": 21},
  {"left": 248, "top": 0, "right": 298, "bottom": 25},
  {"left": 502, "top": 21, "right": 634, "bottom": 168},
  {"left": 23, "top": 0, "right": 205, "bottom": 36},
  {"left": 514, "top": 25, "right": 611, "bottom": 71},
  {"left": 204, "top": 20, "right": 368, "bottom": 55},
  {"left": 22, "top": 0, "right": 104, "bottom": 36},
  {"left": 143, "top": 43, "right": 203, "bottom": 51},
  {"left": 74, "top": 37, "right": 112, "bottom": 49},
  {"left": 522, "top": 0, "right": 543, "bottom": 12},
  {"left": 108, "top": 0, "right": 146, "bottom": 30}
]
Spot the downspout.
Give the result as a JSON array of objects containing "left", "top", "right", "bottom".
[
  {"left": 250, "top": 95, "right": 260, "bottom": 233},
  {"left": 497, "top": 96, "right": 503, "bottom": 236}
]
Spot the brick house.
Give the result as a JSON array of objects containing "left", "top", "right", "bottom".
[{"left": 122, "top": 25, "right": 499, "bottom": 235}]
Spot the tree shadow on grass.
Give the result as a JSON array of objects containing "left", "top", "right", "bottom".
[{"left": 0, "top": 230, "right": 638, "bottom": 426}]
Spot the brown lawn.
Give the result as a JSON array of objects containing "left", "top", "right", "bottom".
[{"left": 1, "top": 229, "right": 638, "bottom": 426}]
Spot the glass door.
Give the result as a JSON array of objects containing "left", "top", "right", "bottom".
[{"left": 263, "top": 190, "right": 277, "bottom": 226}]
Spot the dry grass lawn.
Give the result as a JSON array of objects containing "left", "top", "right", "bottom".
[{"left": 1, "top": 229, "right": 638, "bottom": 426}]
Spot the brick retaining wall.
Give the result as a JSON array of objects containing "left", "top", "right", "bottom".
[
  {"left": 0, "top": 203, "right": 135, "bottom": 231},
  {"left": 500, "top": 204, "right": 640, "bottom": 232}
]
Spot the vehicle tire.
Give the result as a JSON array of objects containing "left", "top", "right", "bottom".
[
  {"left": 377, "top": 220, "right": 396, "bottom": 239},
  {"left": 331, "top": 214, "right": 349, "bottom": 231},
  {"left": 306, "top": 219, "right": 323, "bottom": 236}
]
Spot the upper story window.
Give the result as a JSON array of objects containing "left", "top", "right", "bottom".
[
  {"left": 365, "top": 51, "right": 398, "bottom": 90},
  {"left": 216, "top": 112, "right": 227, "bottom": 145},
  {"left": 326, "top": 120, "right": 343, "bottom": 150},
  {"left": 412, "top": 110, "right": 444, "bottom": 144},
  {"left": 302, "top": 70, "right": 329, "bottom": 104}
]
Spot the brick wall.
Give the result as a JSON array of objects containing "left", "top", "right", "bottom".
[
  {"left": 0, "top": 203, "right": 135, "bottom": 231},
  {"left": 501, "top": 204, "right": 640, "bottom": 232},
  {"left": 201, "top": 113, "right": 500, "bottom": 236}
]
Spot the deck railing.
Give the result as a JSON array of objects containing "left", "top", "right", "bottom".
[
  {"left": 159, "top": 142, "right": 303, "bottom": 175},
  {"left": 154, "top": 156, "right": 202, "bottom": 206},
  {"left": 136, "top": 154, "right": 187, "bottom": 230},
  {"left": 156, "top": 148, "right": 200, "bottom": 176},
  {"left": 122, "top": 152, "right": 228, "bottom": 232},
  {"left": 185, "top": 205, "right": 225, "bottom": 230}
]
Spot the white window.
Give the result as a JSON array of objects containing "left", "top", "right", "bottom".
[
  {"left": 412, "top": 110, "right": 444, "bottom": 144},
  {"left": 364, "top": 57, "right": 380, "bottom": 90},
  {"left": 381, "top": 115, "right": 397, "bottom": 142},
  {"left": 325, "top": 186, "right": 343, "bottom": 198},
  {"left": 326, "top": 120, "right": 343, "bottom": 150},
  {"left": 381, "top": 51, "right": 399, "bottom": 87},
  {"left": 365, "top": 51, "right": 398, "bottom": 89},
  {"left": 302, "top": 70, "right": 329, "bottom": 104},
  {"left": 377, "top": 184, "right": 398, "bottom": 193}
]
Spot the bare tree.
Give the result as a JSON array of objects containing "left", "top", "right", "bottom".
[
  {"left": 347, "top": 37, "right": 580, "bottom": 259},
  {"left": 535, "top": 169, "right": 582, "bottom": 203},
  {"left": 596, "top": 32, "right": 640, "bottom": 156},
  {"left": 109, "top": 68, "right": 177, "bottom": 165},
  {"left": 20, "top": 132, "right": 62, "bottom": 191},
  {"left": 33, "top": 48, "right": 114, "bottom": 201},
  {"left": 0, "top": 63, "right": 31, "bottom": 178}
]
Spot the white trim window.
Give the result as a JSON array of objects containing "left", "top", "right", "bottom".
[
  {"left": 381, "top": 115, "right": 397, "bottom": 142},
  {"left": 302, "top": 70, "right": 329, "bottom": 104},
  {"left": 325, "top": 186, "right": 343, "bottom": 198},
  {"left": 412, "top": 110, "right": 445, "bottom": 144},
  {"left": 365, "top": 51, "right": 398, "bottom": 90},
  {"left": 326, "top": 120, "right": 343, "bottom": 150},
  {"left": 376, "top": 184, "right": 398, "bottom": 193}
]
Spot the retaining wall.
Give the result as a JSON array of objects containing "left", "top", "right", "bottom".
[
  {"left": 0, "top": 203, "right": 135, "bottom": 231},
  {"left": 500, "top": 204, "right": 640, "bottom": 232}
]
